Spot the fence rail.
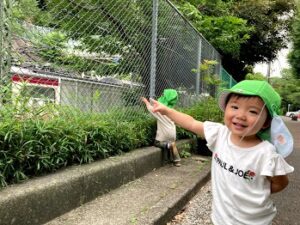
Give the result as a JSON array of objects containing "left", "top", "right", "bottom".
[{"left": 0, "top": 0, "right": 236, "bottom": 120}]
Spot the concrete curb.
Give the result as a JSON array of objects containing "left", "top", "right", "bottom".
[
  {"left": 154, "top": 164, "right": 211, "bottom": 225},
  {"left": 0, "top": 139, "right": 195, "bottom": 225},
  {"left": 136, "top": 158, "right": 211, "bottom": 225}
]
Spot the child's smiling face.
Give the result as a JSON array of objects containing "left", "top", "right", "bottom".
[{"left": 224, "top": 95, "right": 270, "bottom": 140}]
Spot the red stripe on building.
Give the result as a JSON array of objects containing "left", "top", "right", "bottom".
[{"left": 12, "top": 74, "right": 59, "bottom": 86}]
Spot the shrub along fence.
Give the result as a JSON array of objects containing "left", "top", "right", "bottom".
[{"left": 0, "top": 97, "right": 222, "bottom": 187}]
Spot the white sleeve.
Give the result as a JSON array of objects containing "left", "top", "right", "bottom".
[
  {"left": 261, "top": 153, "right": 294, "bottom": 177},
  {"left": 203, "top": 121, "right": 223, "bottom": 151}
]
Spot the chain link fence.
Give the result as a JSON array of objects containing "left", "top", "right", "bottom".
[
  {"left": 0, "top": 0, "right": 236, "bottom": 120},
  {"left": 221, "top": 67, "right": 237, "bottom": 89}
]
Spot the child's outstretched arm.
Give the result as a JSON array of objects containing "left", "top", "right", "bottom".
[
  {"left": 268, "top": 175, "right": 289, "bottom": 193},
  {"left": 141, "top": 97, "right": 204, "bottom": 137}
]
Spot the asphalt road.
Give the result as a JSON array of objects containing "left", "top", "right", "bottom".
[{"left": 272, "top": 117, "right": 300, "bottom": 225}]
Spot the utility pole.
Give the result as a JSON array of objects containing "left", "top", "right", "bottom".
[{"left": 267, "top": 61, "right": 271, "bottom": 83}]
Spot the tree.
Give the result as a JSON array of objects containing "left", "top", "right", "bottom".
[
  {"left": 245, "top": 72, "right": 266, "bottom": 81},
  {"left": 171, "top": 0, "right": 296, "bottom": 81},
  {"left": 229, "top": 0, "right": 295, "bottom": 80},
  {"left": 172, "top": 0, "right": 253, "bottom": 59},
  {"left": 192, "top": 60, "right": 223, "bottom": 96},
  {"left": 271, "top": 69, "right": 300, "bottom": 112},
  {"left": 288, "top": 3, "right": 300, "bottom": 79}
]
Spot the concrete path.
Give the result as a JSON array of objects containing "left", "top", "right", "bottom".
[{"left": 45, "top": 155, "right": 210, "bottom": 225}]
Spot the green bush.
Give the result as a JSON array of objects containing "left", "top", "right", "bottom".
[
  {"left": 0, "top": 105, "right": 154, "bottom": 187},
  {"left": 177, "top": 96, "right": 223, "bottom": 139},
  {"left": 0, "top": 97, "right": 222, "bottom": 188}
]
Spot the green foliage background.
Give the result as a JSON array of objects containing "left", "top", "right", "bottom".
[
  {"left": 171, "top": 0, "right": 295, "bottom": 81},
  {"left": 289, "top": 2, "right": 300, "bottom": 79},
  {"left": 0, "top": 98, "right": 222, "bottom": 188}
]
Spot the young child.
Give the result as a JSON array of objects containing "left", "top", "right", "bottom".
[
  {"left": 142, "top": 80, "right": 294, "bottom": 225},
  {"left": 142, "top": 89, "right": 181, "bottom": 167}
]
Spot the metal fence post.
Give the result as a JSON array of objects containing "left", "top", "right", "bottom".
[
  {"left": 196, "top": 38, "right": 202, "bottom": 95},
  {"left": 0, "top": 0, "right": 12, "bottom": 90},
  {"left": 218, "top": 54, "right": 222, "bottom": 78},
  {"left": 150, "top": 0, "right": 158, "bottom": 98}
]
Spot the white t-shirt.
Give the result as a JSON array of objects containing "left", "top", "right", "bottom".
[
  {"left": 145, "top": 103, "right": 176, "bottom": 142},
  {"left": 203, "top": 121, "right": 294, "bottom": 225}
]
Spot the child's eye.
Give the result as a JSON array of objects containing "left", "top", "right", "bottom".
[
  {"left": 231, "top": 105, "right": 238, "bottom": 109},
  {"left": 249, "top": 110, "right": 258, "bottom": 115}
]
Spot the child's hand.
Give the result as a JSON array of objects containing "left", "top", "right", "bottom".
[
  {"left": 141, "top": 97, "right": 155, "bottom": 112},
  {"left": 140, "top": 97, "right": 169, "bottom": 115},
  {"left": 149, "top": 98, "right": 169, "bottom": 115},
  {"left": 141, "top": 97, "right": 151, "bottom": 107}
]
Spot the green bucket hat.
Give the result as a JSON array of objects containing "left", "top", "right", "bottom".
[
  {"left": 218, "top": 80, "right": 281, "bottom": 117},
  {"left": 218, "top": 80, "right": 294, "bottom": 158},
  {"left": 158, "top": 89, "right": 178, "bottom": 108}
]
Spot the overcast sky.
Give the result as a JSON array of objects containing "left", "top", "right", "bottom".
[{"left": 253, "top": 44, "right": 291, "bottom": 77}]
